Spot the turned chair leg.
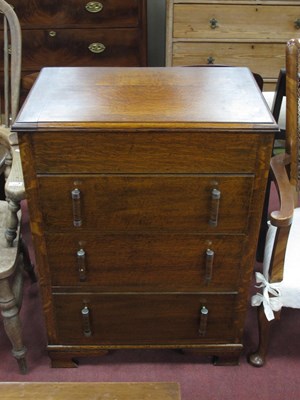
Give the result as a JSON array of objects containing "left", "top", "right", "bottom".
[
  {"left": 0, "top": 278, "right": 27, "bottom": 374},
  {"left": 248, "top": 304, "right": 274, "bottom": 367}
]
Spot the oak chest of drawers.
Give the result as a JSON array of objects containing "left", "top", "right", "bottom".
[
  {"left": 14, "top": 66, "right": 277, "bottom": 367},
  {"left": 166, "top": 0, "right": 300, "bottom": 90}
]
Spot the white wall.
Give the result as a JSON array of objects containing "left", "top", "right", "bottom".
[{"left": 147, "top": 0, "right": 166, "bottom": 66}]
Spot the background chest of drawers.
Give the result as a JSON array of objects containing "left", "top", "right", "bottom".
[
  {"left": 14, "top": 66, "right": 277, "bottom": 367},
  {"left": 0, "top": 0, "right": 147, "bottom": 100},
  {"left": 166, "top": 0, "right": 300, "bottom": 90}
]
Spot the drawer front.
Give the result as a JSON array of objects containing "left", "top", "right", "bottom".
[
  {"left": 172, "top": 41, "right": 285, "bottom": 79},
  {"left": 52, "top": 293, "right": 237, "bottom": 344},
  {"left": 37, "top": 175, "right": 253, "bottom": 234},
  {"left": 31, "top": 132, "right": 259, "bottom": 174},
  {"left": 173, "top": 4, "right": 300, "bottom": 40},
  {"left": 8, "top": 0, "right": 142, "bottom": 28},
  {"left": 46, "top": 233, "right": 245, "bottom": 291},
  {"left": 17, "top": 28, "right": 143, "bottom": 72}
]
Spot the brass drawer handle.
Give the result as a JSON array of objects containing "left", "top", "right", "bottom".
[
  {"left": 49, "top": 30, "right": 56, "bottom": 37},
  {"left": 207, "top": 56, "right": 215, "bottom": 65},
  {"left": 210, "top": 18, "right": 218, "bottom": 29},
  {"left": 205, "top": 249, "right": 214, "bottom": 283},
  {"left": 294, "top": 18, "right": 300, "bottom": 29},
  {"left": 88, "top": 42, "right": 106, "bottom": 54},
  {"left": 81, "top": 306, "right": 92, "bottom": 337},
  {"left": 77, "top": 249, "right": 87, "bottom": 281},
  {"left": 85, "top": 1, "right": 103, "bottom": 13},
  {"left": 71, "top": 188, "right": 82, "bottom": 227},
  {"left": 209, "top": 188, "right": 221, "bottom": 227},
  {"left": 199, "top": 306, "right": 209, "bottom": 337}
]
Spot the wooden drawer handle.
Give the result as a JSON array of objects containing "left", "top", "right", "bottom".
[
  {"left": 85, "top": 1, "right": 103, "bottom": 13},
  {"left": 205, "top": 249, "right": 214, "bottom": 283},
  {"left": 199, "top": 306, "right": 208, "bottom": 337},
  {"left": 88, "top": 42, "right": 106, "bottom": 54},
  {"left": 81, "top": 306, "right": 92, "bottom": 337},
  {"left": 209, "top": 188, "right": 221, "bottom": 227},
  {"left": 77, "top": 249, "right": 87, "bottom": 281},
  {"left": 71, "top": 188, "right": 82, "bottom": 227}
]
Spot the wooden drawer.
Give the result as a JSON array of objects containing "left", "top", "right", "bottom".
[
  {"left": 14, "top": 28, "right": 143, "bottom": 72},
  {"left": 31, "top": 132, "right": 259, "bottom": 174},
  {"left": 171, "top": 41, "right": 286, "bottom": 79},
  {"left": 7, "top": 0, "right": 141, "bottom": 28},
  {"left": 173, "top": 3, "right": 300, "bottom": 40},
  {"left": 46, "top": 233, "right": 245, "bottom": 291},
  {"left": 37, "top": 174, "right": 253, "bottom": 234},
  {"left": 52, "top": 293, "right": 237, "bottom": 344}
]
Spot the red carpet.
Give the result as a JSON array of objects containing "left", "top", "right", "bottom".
[{"left": 1, "top": 184, "right": 300, "bottom": 399}]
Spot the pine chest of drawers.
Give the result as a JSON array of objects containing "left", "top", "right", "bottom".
[
  {"left": 166, "top": 0, "right": 300, "bottom": 90},
  {"left": 14, "top": 66, "right": 277, "bottom": 367}
]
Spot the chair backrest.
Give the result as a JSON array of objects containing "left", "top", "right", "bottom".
[
  {"left": 286, "top": 39, "right": 300, "bottom": 192},
  {"left": 267, "top": 39, "right": 300, "bottom": 283},
  {"left": 0, "top": 0, "right": 21, "bottom": 127},
  {"left": 0, "top": 1, "right": 23, "bottom": 243}
]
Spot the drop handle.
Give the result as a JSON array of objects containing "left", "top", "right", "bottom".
[
  {"left": 199, "top": 306, "right": 208, "bottom": 337},
  {"left": 209, "top": 188, "right": 221, "bottom": 227},
  {"left": 71, "top": 188, "right": 82, "bottom": 227},
  {"left": 81, "top": 306, "right": 92, "bottom": 337},
  {"left": 77, "top": 249, "right": 87, "bottom": 281},
  {"left": 205, "top": 249, "right": 214, "bottom": 283}
]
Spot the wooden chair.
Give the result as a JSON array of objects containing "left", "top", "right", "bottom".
[
  {"left": 0, "top": 0, "right": 35, "bottom": 374},
  {"left": 249, "top": 38, "right": 300, "bottom": 367},
  {"left": 256, "top": 70, "right": 287, "bottom": 262},
  {"left": 263, "top": 68, "right": 286, "bottom": 143},
  {"left": 0, "top": 144, "right": 7, "bottom": 198}
]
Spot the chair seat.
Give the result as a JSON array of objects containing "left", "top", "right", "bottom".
[
  {"left": 252, "top": 207, "right": 300, "bottom": 320},
  {"left": 0, "top": 201, "right": 19, "bottom": 278}
]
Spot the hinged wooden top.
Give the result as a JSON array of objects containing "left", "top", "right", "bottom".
[{"left": 13, "top": 66, "right": 278, "bottom": 132}]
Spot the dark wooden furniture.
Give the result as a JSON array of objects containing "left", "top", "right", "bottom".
[
  {"left": 250, "top": 39, "right": 300, "bottom": 367},
  {"left": 13, "top": 66, "right": 278, "bottom": 367},
  {"left": 0, "top": 382, "right": 181, "bottom": 400},
  {"left": 0, "top": 0, "right": 147, "bottom": 99}
]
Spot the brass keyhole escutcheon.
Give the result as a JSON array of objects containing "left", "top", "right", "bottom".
[
  {"left": 85, "top": 1, "right": 103, "bottom": 13},
  {"left": 88, "top": 42, "right": 106, "bottom": 54}
]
